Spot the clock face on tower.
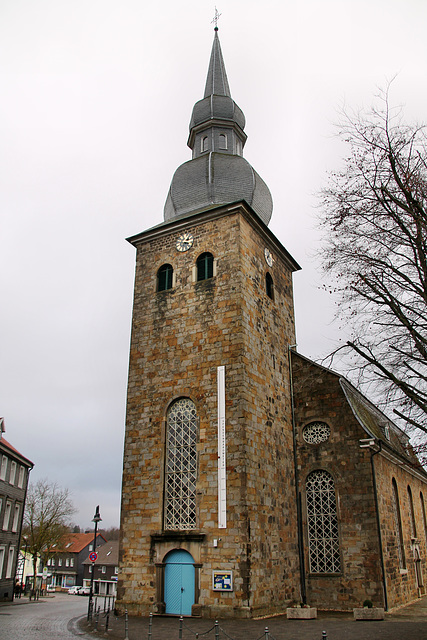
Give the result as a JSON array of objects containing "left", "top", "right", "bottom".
[
  {"left": 264, "top": 247, "right": 273, "bottom": 267},
  {"left": 176, "top": 232, "right": 194, "bottom": 252}
]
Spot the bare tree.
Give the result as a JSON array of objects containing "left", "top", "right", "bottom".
[
  {"left": 22, "top": 478, "right": 76, "bottom": 591},
  {"left": 318, "top": 89, "right": 427, "bottom": 440}
]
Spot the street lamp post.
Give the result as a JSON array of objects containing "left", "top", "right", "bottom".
[{"left": 87, "top": 505, "right": 102, "bottom": 621}]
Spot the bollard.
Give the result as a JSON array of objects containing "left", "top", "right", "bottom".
[
  {"left": 179, "top": 616, "right": 183, "bottom": 640},
  {"left": 105, "top": 606, "right": 110, "bottom": 632},
  {"left": 94, "top": 606, "right": 99, "bottom": 632},
  {"left": 322, "top": 632, "right": 328, "bottom": 640},
  {"left": 215, "top": 620, "right": 219, "bottom": 640},
  {"left": 264, "top": 627, "right": 269, "bottom": 640},
  {"left": 124, "top": 609, "right": 129, "bottom": 640},
  {"left": 148, "top": 612, "right": 153, "bottom": 640}
]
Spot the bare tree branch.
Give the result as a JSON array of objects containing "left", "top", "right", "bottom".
[{"left": 318, "top": 87, "right": 427, "bottom": 439}]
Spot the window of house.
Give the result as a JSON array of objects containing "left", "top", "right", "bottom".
[
  {"left": 201, "top": 136, "right": 208, "bottom": 152},
  {"left": 114, "top": 566, "right": 118, "bottom": 574},
  {"left": 0, "top": 456, "right": 7, "bottom": 481},
  {"left": 196, "top": 252, "right": 214, "bottom": 281},
  {"left": 392, "top": 478, "right": 406, "bottom": 570},
  {"left": 66, "top": 558, "right": 70, "bottom": 567},
  {"left": 266, "top": 272, "right": 274, "bottom": 300},
  {"left": 157, "top": 264, "right": 174, "bottom": 292},
  {"left": 6, "top": 547, "right": 14, "bottom": 579},
  {"left": 408, "top": 486, "right": 417, "bottom": 538},
  {"left": 70, "top": 558, "right": 74, "bottom": 567},
  {"left": 58, "top": 558, "right": 62, "bottom": 567},
  {"left": 306, "top": 470, "right": 341, "bottom": 573},
  {"left": 9, "top": 461, "right": 16, "bottom": 485},
  {"left": 11, "top": 504, "right": 20, "bottom": 533},
  {"left": 89, "top": 565, "right": 93, "bottom": 573},
  {"left": 17, "top": 466, "right": 25, "bottom": 488},
  {"left": 164, "top": 398, "right": 198, "bottom": 530},
  {"left": 0, "top": 547, "right": 5, "bottom": 578},
  {"left": 102, "top": 566, "right": 106, "bottom": 574},
  {"left": 219, "top": 133, "right": 227, "bottom": 149},
  {"left": 3, "top": 502, "right": 11, "bottom": 530}
]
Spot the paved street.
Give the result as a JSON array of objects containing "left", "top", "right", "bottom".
[{"left": 0, "top": 593, "right": 90, "bottom": 640}]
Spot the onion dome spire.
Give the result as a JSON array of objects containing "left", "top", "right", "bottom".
[{"left": 163, "top": 28, "right": 273, "bottom": 225}]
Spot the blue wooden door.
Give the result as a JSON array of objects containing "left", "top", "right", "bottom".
[{"left": 164, "top": 550, "right": 195, "bottom": 615}]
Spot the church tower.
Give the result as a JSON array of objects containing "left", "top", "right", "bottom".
[{"left": 118, "top": 27, "right": 301, "bottom": 618}]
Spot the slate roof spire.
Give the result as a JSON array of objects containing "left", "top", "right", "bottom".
[
  {"left": 163, "top": 28, "right": 273, "bottom": 225},
  {"left": 204, "top": 28, "right": 231, "bottom": 98}
]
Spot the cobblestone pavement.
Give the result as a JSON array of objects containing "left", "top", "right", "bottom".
[
  {"left": 0, "top": 593, "right": 91, "bottom": 640},
  {"left": 1, "top": 594, "right": 426, "bottom": 640},
  {"left": 78, "top": 597, "right": 427, "bottom": 640}
]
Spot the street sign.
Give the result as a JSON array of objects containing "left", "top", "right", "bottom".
[{"left": 89, "top": 552, "right": 98, "bottom": 562}]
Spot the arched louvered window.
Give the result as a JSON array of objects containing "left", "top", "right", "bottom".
[
  {"left": 164, "top": 398, "right": 198, "bottom": 530},
  {"left": 202, "top": 136, "right": 208, "bottom": 152},
  {"left": 306, "top": 470, "right": 341, "bottom": 573},
  {"left": 219, "top": 134, "right": 227, "bottom": 149},
  {"left": 392, "top": 478, "right": 406, "bottom": 569},
  {"left": 196, "top": 252, "right": 214, "bottom": 281},
  {"left": 157, "top": 264, "right": 173, "bottom": 292},
  {"left": 266, "top": 272, "right": 274, "bottom": 300},
  {"left": 408, "top": 485, "right": 417, "bottom": 538}
]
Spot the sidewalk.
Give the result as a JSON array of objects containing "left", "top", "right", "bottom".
[{"left": 77, "top": 597, "right": 427, "bottom": 640}]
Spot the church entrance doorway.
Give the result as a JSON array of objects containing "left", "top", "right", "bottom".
[{"left": 164, "top": 549, "right": 195, "bottom": 615}]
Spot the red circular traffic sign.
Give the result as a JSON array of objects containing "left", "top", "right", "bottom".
[{"left": 89, "top": 552, "right": 98, "bottom": 562}]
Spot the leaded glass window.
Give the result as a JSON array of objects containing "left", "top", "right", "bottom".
[
  {"left": 306, "top": 470, "right": 341, "bottom": 573},
  {"left": 420, "top": 492, "right": 427, "bottom": 541},
  {"left": 303, "top": 422, "right": 331, "bottom": 444},
  {"left": 164, "top": 398, "right": 198, "bottom": 530},
  {"left": 408, "top": 485, "right": 417, "bottom": 538},
  {"left": 392, "top": 478, "right": 406, "bottom": 569}
]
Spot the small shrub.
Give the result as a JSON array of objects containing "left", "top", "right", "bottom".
[{"left": 363, "top": 599, "right": 373, "bottom": 608}]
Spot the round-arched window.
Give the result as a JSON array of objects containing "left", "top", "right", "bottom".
[{"left": 302, "top": 421, "right": 330, "bottom": 444}]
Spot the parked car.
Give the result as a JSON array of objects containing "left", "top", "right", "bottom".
[
  {"left": 68, "top": 585, "right": 82, "bottom": 595},
  {"left": 47, "top": 584, "right": 56, "bottom": 592},
  {"left": 79, "top": 586, "right": 91, "bottom": 596}
]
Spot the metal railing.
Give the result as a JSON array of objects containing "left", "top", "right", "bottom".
[{"left": 87, "top": 611, "right": 330, "bottom": 640}]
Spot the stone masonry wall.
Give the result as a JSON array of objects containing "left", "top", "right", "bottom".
[
  {"left": 374, "top": 453, "right": 427, "bottom": 609},
  {"left": 292, "top": 352, "right": 427, "bottom": 611},
  {"left": 118, "top": 205, "right": 300, "bottom": 618},
  {"left": 292, "top": 354, "right": 384, "bottom": 610}
]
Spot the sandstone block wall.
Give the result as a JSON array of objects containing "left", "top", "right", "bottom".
[{"left": 118, "top": 204, "right": 300, "bottom": 617}]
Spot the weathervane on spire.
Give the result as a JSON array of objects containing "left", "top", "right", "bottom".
[{"left": 211, "top": 6, "right": 221, "bottom": 31}]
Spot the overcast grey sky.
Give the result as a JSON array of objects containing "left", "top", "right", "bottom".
[{"left": 1, "top": 0, "right": 426, "bottom": 528}]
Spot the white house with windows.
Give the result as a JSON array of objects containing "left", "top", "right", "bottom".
[{"left": 0, "top": 418, "right": 33, "bottom": 600}]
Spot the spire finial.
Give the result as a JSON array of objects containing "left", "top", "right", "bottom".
[{"left": 211, "top": 6, "right": 221, "bottom": 31}]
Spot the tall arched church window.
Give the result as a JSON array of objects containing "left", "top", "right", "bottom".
[
  {"left": 219, "top": 134, "right": 227, "bottom": 149},
  {"left": 421, "top": 492, "right": 427, "bottom": 541},
  {"left": 266, "top": 272, "right": 274, "bottom": 300},
  {"left": 196, "top": 252, "right": 214, "bottom": 281},
  {"left": 408, "top": 485, "right": 417, "bottom": 538},
  {"left": 306, "top": 470, "right": 341, "bottom": 573},
  {"left": 392, "top": 478, "right": 406, "bottom": 569},
  {"left": 157, "top": 264, "right": 173, "bottom": 292},
  {"left": 202, "top": 136, "right": 208, "bottom": 152},
  {"left": 164, "top": 398, "right": 198, "bottom": 530}
]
